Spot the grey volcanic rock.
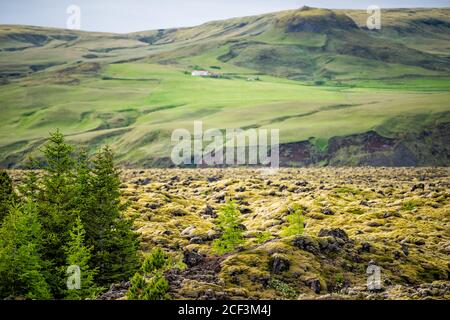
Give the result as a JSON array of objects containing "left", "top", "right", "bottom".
[{"left": 318, "top": 228, "right": 349, "bottom": 241}]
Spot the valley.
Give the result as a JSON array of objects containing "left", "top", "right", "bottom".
[{"left": 0, "top": 7, "right": 449, "bottom": 167}]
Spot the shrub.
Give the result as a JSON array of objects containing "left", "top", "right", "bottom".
[
  {"left": 142, "top": 247, "right": 169, "bottom": 274},
  {"left": 268, "top": 278, "right": 297, "bottom": 299},
  {"left": 141, "top": 273, "right": 170, "bottom": 300},
  {"left": 314, "top": 80, "right": 325, "bottom": 86},
  {"left": 335, "top": 273, "right": 344, "bottom": 284},
  {"left": 127, "top": 246, "right": 172, "bottom": 300},
  {"left": 127, "top": 273, "right": 146, "bottom": 300},
  {"left": 212, "top": 201, "right": 244, "bottom": 254}
]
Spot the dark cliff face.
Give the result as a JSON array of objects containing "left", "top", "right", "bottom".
[
  {"left": 1, "top": 124, "right": 448, "bottom": 169},
  {"left": 279, "top": 141, "right": 323, "bottom": 166},
  {"left": 278, "top": 123, "right": 450, "bottom": 167}
]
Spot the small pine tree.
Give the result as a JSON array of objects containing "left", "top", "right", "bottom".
[
  {"left": 127, "top": 247, "right": 170, "bottom": 300},
  {"left": 0, "top": 170, "right": 17, "bottom": 223},
  {"left": 213, "top": 201, "right": 244, "bottom": 254},
  {"left": 142, "top": 247, "right": 168, "bottom": 274},
  {"left": 73, "top": 148, "right": 93, "bottom": 212},
  {"left": 126, "top": 273, "right": 146, "bottom": 300},
  {"left": 141, "top": 273, "right": 169, "bottom": 300},
  {"left": 88, "top": 146, "right": 139, "bottom": 285},
  {"left": 0, "top": 202, "right": 51, "bottom": 299},
  {"left": 63, "top": 216, "right": 100, "bottom": 300},
  {"left": 37, "top": 130, "right": 79, "bottom": 297}
]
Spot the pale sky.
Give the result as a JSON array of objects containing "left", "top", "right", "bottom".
[{"left": 0, "top": 0, "right": 449, "bottom": 33}]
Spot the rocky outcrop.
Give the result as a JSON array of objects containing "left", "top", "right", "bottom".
[{"left": 278, "top": 123, "right": 450, "bottom": 167}]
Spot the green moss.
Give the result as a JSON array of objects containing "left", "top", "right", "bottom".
[{"left": 76, "top": 167, "right": 450, "bottom": 299}]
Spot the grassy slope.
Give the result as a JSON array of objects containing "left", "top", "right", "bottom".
[{"left": 0, "top": 8, "right": 449, "bottom": 166}]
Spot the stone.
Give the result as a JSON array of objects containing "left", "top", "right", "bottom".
[
  {"left": 250, "top": 274, "right": 270, "bottom": 287},
  {"left": 237, "top": 224, "right": 247, "bottom": 231},
  {"left": 411, "top": 183, "right": 425, "bottom": 192},
  {"left": 322, "top": 208, "right": 334, "bottom": 215},
  {"left": 214, "top": 193, "right": 226, "bottom": 203},
  {"left": 293, "top": 235, "right": 320, "bottom": 254},
  {"left": 306, "top": 278, "right": 321, "bottom": 294},
  {"left": 239, "top": 207, "right": 252, "bottom": 214},
  {"left": 269, "top": 254, "right": 290, "bottom": 274},
  {"left": 183, "top": 250, "right": 204, "bottom": 268},
  {"left": 414, "top": 239, "right": 426, "bottom": 246},
  {"left": 181, "top": 226, "right": 195, "bottom": 237},
  {"left": 201, "top": 204, "right": 217, "bottom": 218},
  {"left": 319, "top": 237, "right": 342, "bottom": 253},
  {"left": 358, "top": 242, "right": 372, "bottom": 254},
  {"left": 145, "top": 202, "right": 160, "bottom": 210},
  {"left": 207, "top": 176, "right": 220, "bottom": 183},
  {"left": 367, "top": 221, "right": 383, "bottom": 227},
  {"left": 318, "top": 228, "right": 349, "bottom": 241},
  {"left": 189, "top": 237, "right": 204, "bottom": 244},
  {"left": 134, "top": 178, "right": 150, "bottom": 186}
]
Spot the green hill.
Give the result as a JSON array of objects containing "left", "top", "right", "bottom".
[{"left": 0, "top": 7, "right": 449, "bottom": 167}]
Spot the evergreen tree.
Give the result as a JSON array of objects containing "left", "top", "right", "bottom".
[
  {"left": 3, "top": 132, "right": 140, "bottom": 298},
  {"left": 141, "top": 273, "right": 169, "bottom": 300},
  {"left": 0, "top": 202, "right": 51, "bottom": 299},
  {"left": 63, "top": 216, "right": 100, "bottom": 300},
  {"left": 142, "top": 247, "right": 168, "bottom": 274},
  {"left": 73, "top": 148, "right": 92, "bottom": 209},
  {"left": 127, "top": 247, "right": 170, "bottom": 300},
  {"left": 0, "top": 170, "right": 17, "bottom": 223},
  {"left": 87, "top": 146, "right": 139, "bottom": 285},
  {"left": 37, "top": 130, "right": 78, "bottom": 296}
]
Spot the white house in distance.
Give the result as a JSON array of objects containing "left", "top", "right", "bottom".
[{"left": 191, "top": 70, "right": 211, "bottom": 77}]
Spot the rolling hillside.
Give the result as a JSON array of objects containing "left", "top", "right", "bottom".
[{"left": 0, "top": 7, "right": 449, "bottom": 167}]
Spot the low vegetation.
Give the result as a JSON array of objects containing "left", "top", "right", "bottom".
[
  {"left": 212, "top": 202, "right": 245, "bottom": 254},
  {"left": 127, "top": 247, "right": 171, "bottom": 300}
]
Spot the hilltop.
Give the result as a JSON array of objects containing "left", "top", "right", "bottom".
[{"left": 0, "top": 7, "right": 449, "bottom": 167}]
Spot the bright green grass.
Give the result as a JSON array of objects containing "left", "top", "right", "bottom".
[
  {"left": 1, "top": 61, "right": 449, "bottom": 164},
  {"left": 1, "top": 9, "right": 450, "bottom": 165},
  {"left": 342, "top": 77, "right": 450, "bottom": 91}
]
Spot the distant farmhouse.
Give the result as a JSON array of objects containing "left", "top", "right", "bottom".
[{"left": 191, "top": 70, "right": 211, "bottom": 77}]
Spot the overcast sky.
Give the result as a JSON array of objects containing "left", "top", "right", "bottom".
[{"left": 1, "top": 0, "right": 449, "bottom": 33}]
